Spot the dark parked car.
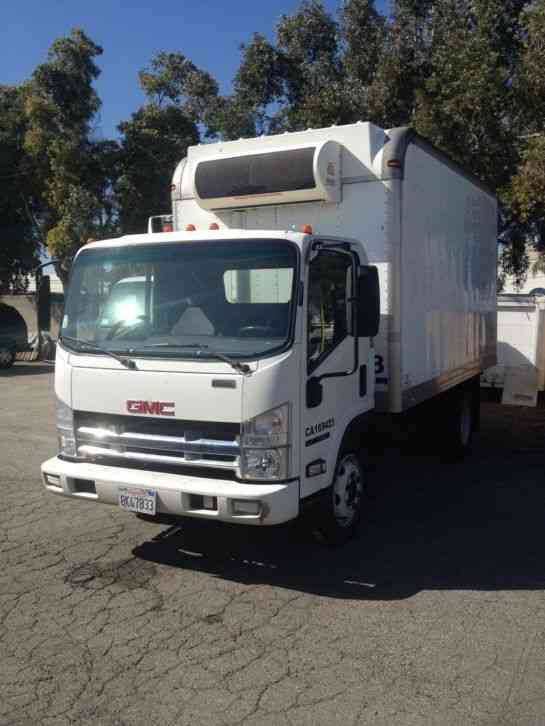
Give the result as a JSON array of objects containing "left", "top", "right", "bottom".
[
  {"left": 0, "top": 302, "right": 30, "bottom": 369},
  {"left": 0, "top": 335, "right": 16, "bottom": 369}
]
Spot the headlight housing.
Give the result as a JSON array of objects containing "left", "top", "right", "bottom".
[
  {"left": 240, "top": 404, "right": 290, "bottom": 481},
  {"left": 56, "top": 396, "right": 77, "bottom": 457}
]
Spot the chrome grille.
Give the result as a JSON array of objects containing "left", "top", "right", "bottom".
[{"left": 74, "top": 412, "right": 240, "bottom": 473}]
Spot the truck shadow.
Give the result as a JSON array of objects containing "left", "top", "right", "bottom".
[
  {"left": 133, "top": 407, "right": 545, "bottom": 600},
  {"left": 0, "top": 363, "right": 54, "bottom": 377}
]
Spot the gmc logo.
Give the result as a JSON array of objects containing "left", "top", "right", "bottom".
[{"left": 126, "top": 400, "right": 175, "bottom": 417}]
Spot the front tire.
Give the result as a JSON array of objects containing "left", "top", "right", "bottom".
[{"left": 314, "top": 451, "right": 365, "bottom": 545}]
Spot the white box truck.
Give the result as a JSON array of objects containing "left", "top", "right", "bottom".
[{"left": 41, "top": 122, "right": 497, "bottom": 542}]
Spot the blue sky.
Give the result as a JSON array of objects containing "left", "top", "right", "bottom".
[{"left": 3, "top": 0, "right": 388, "bottom": 140}]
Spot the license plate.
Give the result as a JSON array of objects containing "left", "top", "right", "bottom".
[{"left": 118, "top": 487, "right": 156, "bottom": 515}]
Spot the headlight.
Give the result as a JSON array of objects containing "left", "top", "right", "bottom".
[
  {"left": 56, "top": 396, "right": 76, "bottom": 457},
  {"left": 241, "top": 404, "right": 290, "bottom": 481}
]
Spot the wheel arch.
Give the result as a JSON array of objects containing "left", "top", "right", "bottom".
[
  {"left": 336, "top": 411, "right": 373, "bottom": 457},
  {"left": 302, "top": 409, "right": 373, "bottom": 513}
]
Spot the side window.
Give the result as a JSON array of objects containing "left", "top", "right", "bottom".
[{"left": 307, "top": 251, "right": 352, "bottom": 371}]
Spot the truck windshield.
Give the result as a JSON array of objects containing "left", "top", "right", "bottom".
[{"left": 61, "top": 240, "right": 298, "bottom": 360}]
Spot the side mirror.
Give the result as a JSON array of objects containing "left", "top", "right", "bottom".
[
  {"left": 357, "top": 266, "right": 380, "bottom": 338},
  {"left": 306, "top": 376, "right": 323, "bottom": 408}
]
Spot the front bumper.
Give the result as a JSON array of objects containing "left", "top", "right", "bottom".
[{"left": 40, "top": 457, "right": 299, "bottom": 526}]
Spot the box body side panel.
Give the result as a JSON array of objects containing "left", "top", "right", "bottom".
[{"left": 399, "top": 143, "right": 497, "bottom": 409}]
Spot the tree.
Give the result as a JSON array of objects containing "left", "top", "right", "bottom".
[
  {"left": 0, "top": 85, "right": 40, "bottom": 291},
  {"left": 4, "top": 3, "right": 543, "bottom": 286},
  {"left": 117, "top": 54, "right": 200, "bottom": 233},
  {"left": 231, "top": 34, "right": 286, "bottom": 135},
  {"left": 366, "top": 0, "right": 432, "bottom": 127},
  {"left": 413, "top": 1, "right": 515, "bottom": 188},
  {"left": 224, "top": 0, "right": 538, "bottom": 280},
  {"left": 406, "top": 0, "right": 533, "bottom": 280},
  {"left": 231, "top": 1, "right": 353, "bottom": 133},
  {"left": 274, "top": 0, "right": 347, "bottom": 129},
  {"left": 138, "top": 51, "right": 219, "bottom": 114},
  {"left": 22, "top": 29, "right": 106, "bottom": 281},
  {"left": 506, "top": 0, "right": 545, "bottom": 279},
  {"left": 342, "top": 0, "right": 386, "bottom": 88}
]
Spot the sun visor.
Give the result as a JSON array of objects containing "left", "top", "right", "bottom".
[{"left": 192, "top": 141, "right": 341, "bottom": 210}]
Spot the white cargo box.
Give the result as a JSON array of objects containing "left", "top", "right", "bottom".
[
  {"left": 172, "top": 122, "right": 498, "bottom": 413},
  {"left": 481, "top": 294, "right": 545, "bottom": 393}
]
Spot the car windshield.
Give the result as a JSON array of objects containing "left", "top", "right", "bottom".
[{"left": 62, "top": 239, "right": 298, "bottom": 360}]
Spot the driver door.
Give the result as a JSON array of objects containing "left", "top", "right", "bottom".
[{"left": 301, "top": 248, "right": 361, "bottom": 498}]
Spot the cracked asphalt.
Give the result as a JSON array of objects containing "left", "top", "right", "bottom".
[{"left": 2, "top": 363, "right": 545, "bottom": 726}]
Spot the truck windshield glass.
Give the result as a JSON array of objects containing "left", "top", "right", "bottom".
[{"left": 62, "top": 240, "right": 297, "bottom": 360}]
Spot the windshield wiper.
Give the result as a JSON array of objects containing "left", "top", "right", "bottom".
[
  {"left": 59, "top": 335, "right": 138, "bottom": 370},
  {"left": 142, "top": 343, "right": 252, "bottom": 375}
]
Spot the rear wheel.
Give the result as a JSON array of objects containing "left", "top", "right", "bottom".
[
  {"left": 458, "top": 395, "right": 473, "bottom": 449},
  {"left": 0, "top": 349, "right": 15, "bottom": 369},
  {"left": 444, "top": 386, "right": 478, "bottom": 457},
  {"left": 314, "top": 451, "right": 365, "bottom": 545}
]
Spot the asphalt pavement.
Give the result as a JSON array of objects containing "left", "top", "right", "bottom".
[{"left": 2, "top": 362, "right": 545, "bottom": 726}]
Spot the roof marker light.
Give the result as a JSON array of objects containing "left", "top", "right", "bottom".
[
  {"left": 301, "top": 224, "right": 313, "bottom": 235},
  {"left": 209, "top": 223, "right": 219, "bottom": 230},
  {"left": 186, "top": 224, "right": 196, "bottom": 231}
]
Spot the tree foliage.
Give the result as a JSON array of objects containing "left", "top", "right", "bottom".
[
  {"left": 4, "top": 2, "right": 545, "bottom": 284},
  {"left": 117, "top": 104, "right": 198, "bottom": 234},
  {"left": 20, "top": 29, "right": 107, "bottom": 281},
  {"left": 0, "top": 85, "right": 40, "bottom": 291},
  {"left": 221, "top": 0, "right": 539, "bottom": 280},
  {"left": 116, "top": 52, "right": 201, "bottom": 234}
]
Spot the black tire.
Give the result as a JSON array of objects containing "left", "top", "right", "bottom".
[
  {"left": 313, "top": 450, "right": 366, "bottom": 545},
  {"left": 0, "top": 349, "right": 15, "bottom": 369},
  {"left": 444, "top": 387, "right": 477, "bottom": 458}
]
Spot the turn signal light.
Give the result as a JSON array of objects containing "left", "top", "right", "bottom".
[{"left": 301, "top": 224, "right": 313, "bottom": 234}]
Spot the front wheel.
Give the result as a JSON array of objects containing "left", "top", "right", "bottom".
[{"left": 314, "top": 452, "right": 365, "bottom": 545}]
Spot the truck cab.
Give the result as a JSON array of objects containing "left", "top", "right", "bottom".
[{"left": 43, "top": 228, "right": 378, "bottom": 540}]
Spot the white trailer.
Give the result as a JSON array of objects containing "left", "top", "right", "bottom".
[
  {"left": 42, "top": 122, "right": 497, "bottom": 542},
  {"left": 481, "top": 293, "right": 545, "bottom": 404}
]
